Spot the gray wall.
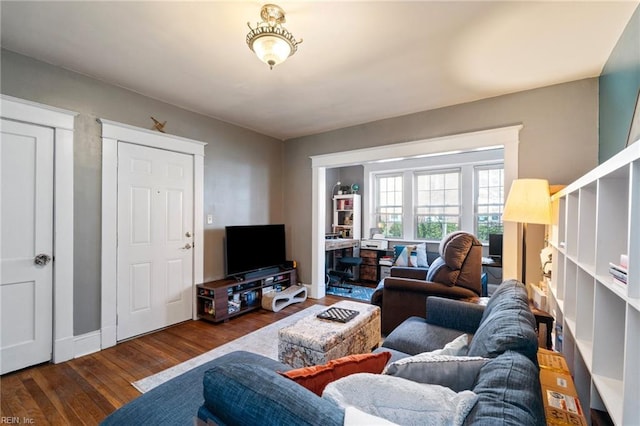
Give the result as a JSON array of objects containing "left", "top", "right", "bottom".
[
  {"left": 1, "top": 49, "right": 284, "bottom": 335},
  {"left": 599, "top": 5, "right": 640, "bottom": 162},
  {"left": 285, "top": 79, "right": 599, "bottom": 285}
]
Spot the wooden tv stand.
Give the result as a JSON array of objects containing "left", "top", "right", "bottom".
[{"left": 196, "top": 268, "right": 297, "bottom": 323}]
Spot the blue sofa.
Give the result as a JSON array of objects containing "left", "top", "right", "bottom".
[{"left": 102, "top": 280, "right": 544, "bottom": 425}]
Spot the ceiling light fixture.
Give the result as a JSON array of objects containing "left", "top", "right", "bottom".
[{"left": 246, "top": 4, "right": 302, "bottom": 70}]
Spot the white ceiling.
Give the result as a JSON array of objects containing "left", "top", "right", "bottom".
[{"left": 1, "top": 1, "right": 637, "bottom": 140}]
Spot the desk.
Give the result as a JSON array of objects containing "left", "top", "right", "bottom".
[
  {"left": 325, "top": 239, "right": 359, "bottom": 281},
  {"left": 481, "top": 257, "right": 502, "bottom": 268},
  {"left": 359, "top": 247, "right": 394, "bottom": 282},
  {"left": 325, "top": 238, "right": 359, "bottom": 251}
]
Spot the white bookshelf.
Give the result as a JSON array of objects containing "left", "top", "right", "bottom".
[
  {"left": 548, "top": 141, "right": 640, "bottom": 425},
  {"left": 332, "top": 194, "right": 361, "bottom": 240}
]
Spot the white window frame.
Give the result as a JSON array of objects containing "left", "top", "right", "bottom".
[
  {"left": 414, "top": 168, "right": 462, "bottom": 241},
  {"left": 474, "top": 164, "right": 505, "bottom": 242},
  {"left": 375, "top": 173, "right": 404, "bottom": 238}
]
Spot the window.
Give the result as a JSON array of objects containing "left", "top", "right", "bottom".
[
  {"left": 475, "top": 165, "right": 504, "bottom": 242},
  {"left": 375, "top": 174, "right": 403, "bottom": 238},
  {"left": 415, "top": 170, "right": 461, "bottom": 240},
  {"left": 366, "top": 148, "right": 504, "bottom": 242}
]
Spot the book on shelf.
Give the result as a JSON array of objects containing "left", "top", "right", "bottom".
[
  {"left": 608, "top": 262, "right": 627, "bottom": 284},
  {"left": 609, "top": 262, "right": 628, "bottom": 274},
  {"left": 379, "top": 256, "right": 394, "bottom": 266}
]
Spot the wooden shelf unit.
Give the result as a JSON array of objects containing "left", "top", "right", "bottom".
[
  {"left": 197, "top": 268, "right": 297, "bottom": 322},
  {"left": 359, "top": 248, "right": 393, "bottom": 282},
  {"left": 548, "top": 142, "right": 639, "bottom": 425}
]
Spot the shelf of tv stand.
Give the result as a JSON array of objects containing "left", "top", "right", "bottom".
[{"left": 197, "top": 268, "right": 297, "bottom": 323}]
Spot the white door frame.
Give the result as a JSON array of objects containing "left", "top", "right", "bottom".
[
  {"left": 100, "top": 120, "right": 205, "bottom": 349},
  {"left": 0, "top": 94, "right": 76, "bottom": 363},
  {"left": 309, "top": 125, "right": 521, "bottom": 299}
]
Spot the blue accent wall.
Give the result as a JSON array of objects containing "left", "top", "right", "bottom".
[{"left": 599, "top": 5, "right": 640, "bottom": 163}]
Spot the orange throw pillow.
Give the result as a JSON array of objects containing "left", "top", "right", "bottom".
[{"left": 280, "top": 351, "right": 392, "bottom": 396}]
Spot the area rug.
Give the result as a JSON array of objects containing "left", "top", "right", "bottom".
[
  {"left": 132, "top": 304, "right": 327, "bottom": 393},
  {"left": 326, "top": 283, "right": 375, "bottom": 302}
]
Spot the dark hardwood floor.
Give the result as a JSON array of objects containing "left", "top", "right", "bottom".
[{"left": 0, "top": 294, "right": 343, "bottom": 425}]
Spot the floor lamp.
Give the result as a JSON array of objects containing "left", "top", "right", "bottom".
[{"left": 502, "top": 179, "right": 552, "bottom": 285}]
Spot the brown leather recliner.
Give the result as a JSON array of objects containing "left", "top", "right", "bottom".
[{"left": 372, "top": 231, "right": 483, "bottom": 335}]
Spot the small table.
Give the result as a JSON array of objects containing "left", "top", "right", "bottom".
[
  {"left": 529, "top": 305, "right": 554, "bottom": 350},
  {"left": 464, "top": 297, "right": 554, "bottom": 350},
  {"left": 278, "top": 300, "right": 381, "bottom": 367}
]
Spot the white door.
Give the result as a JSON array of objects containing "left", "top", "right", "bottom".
[
  {"left": 117, "top": 142, "right": 194, "bottom": 340},
  {"left": 1, "top": 119, "right": 54, "bottom": 374}
]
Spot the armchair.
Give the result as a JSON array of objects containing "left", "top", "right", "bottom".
[{"left": 371, "top": 231, "right": 483, "bottom": 335}]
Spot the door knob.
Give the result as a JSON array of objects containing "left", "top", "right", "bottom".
[
  {"left": 185, "top": 231, "right": 192, "bottom": 238},
  {"left": 182, "top": 243, "right": 192, "bottom": 250},
  {"left": 34, "top": 253, "right": 52, "bottom": 266}
]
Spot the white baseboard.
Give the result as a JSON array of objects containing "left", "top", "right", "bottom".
[
  {"left": 74, "top": 330, "right": 102, "bottom": 358},
  {"left": 101, "top": 325, "right": 117, "bottom": 349},
  {"left": 53, "top": 336, "right": 75, "bottom": 363}
]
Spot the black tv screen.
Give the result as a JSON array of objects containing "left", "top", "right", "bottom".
[{"left": 225, "top": 224, "right": 286, "bottom": 277}]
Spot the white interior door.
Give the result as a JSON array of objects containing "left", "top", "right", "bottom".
[
  {"left": 117, "top": 142, "right": 193, "bottom": 340},
  {"left": 1, "top": 119, "right": 54, "bottom": 374}
]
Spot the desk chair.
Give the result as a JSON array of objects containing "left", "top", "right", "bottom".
[{"left": 327, "top": 256, "right": 362, "bottom": 292}]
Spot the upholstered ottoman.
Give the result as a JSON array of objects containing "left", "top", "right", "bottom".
[{"left": 278, "top": 300, "right": 381, "bottom": 368}]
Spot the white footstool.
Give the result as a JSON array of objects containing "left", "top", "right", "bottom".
[
  {"left": 278, "top": 300, "right": 381, "bottom": 368},
  {"left": 262, "top": 285, "right": 308, "bottom": 312}
]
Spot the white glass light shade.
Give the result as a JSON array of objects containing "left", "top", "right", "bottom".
[
  {"left": 502, "top": 179, "right": 552, "bottom": 224},
  {"left": 251, "top": 35, "right": 292, "bottom": 69}
]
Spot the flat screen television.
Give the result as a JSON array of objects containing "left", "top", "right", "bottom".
[{"left": 225, "top": 224, "right": 286, "bottom": 278}]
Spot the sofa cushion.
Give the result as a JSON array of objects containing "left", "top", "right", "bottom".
[
  {"left": 467, "top": 280, "right": 538, "bottom": 361},
  {"left": 323, "top": 373, "right": 478, "bottom": 426},
  {"left": 202, "top": 363, "right": 344, "bottom": 426},
  {"left": 425, "top": 297, "right": 485, "bottom": 334},
  {"left": 382, "top": 316, "right": 466, "bottom": 356},
  {"left": 280, "top": 352, "right": 391, "bottom": 396},
  {"left": 384, "top": 354, "right": 487, "bottom": 392},
  {"left": 463, "top": 350, "right": 545, "bottom": 425}
]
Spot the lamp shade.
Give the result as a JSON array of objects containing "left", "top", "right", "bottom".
[{"left": 502, "top": 179, "right": 552, "bottom": 224}]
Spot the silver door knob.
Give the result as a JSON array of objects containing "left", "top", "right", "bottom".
[
  {"left": 185, "top": 231, "right": 192, "bottom": 238},
  {"left": 182, "top": 243, "right": 192, "bottom": 250},
  {"left": 34, "top": 253, "right": 52, "bottom": 266}
]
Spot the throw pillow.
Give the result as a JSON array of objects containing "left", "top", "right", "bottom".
[
  {"left": 383, "top": 354, "right": 487, "bottom": 392},
  {"left": 344, "top": 407, "right": 397, "bottom": 426},
  {"left": 323, "top": 373, "right": 478, "bottom": 426},
  {"left": 394, "top": 246, "right": 409, "bottom": 267},
  {"left": 440, "top": 332, "right": 470, "bottom": 356},
  {"left": 280, "top": 351, "right": 391, "bottom": 396},
  {"left": 416, "top": 243, "right": 429, "bottom": 268}
]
